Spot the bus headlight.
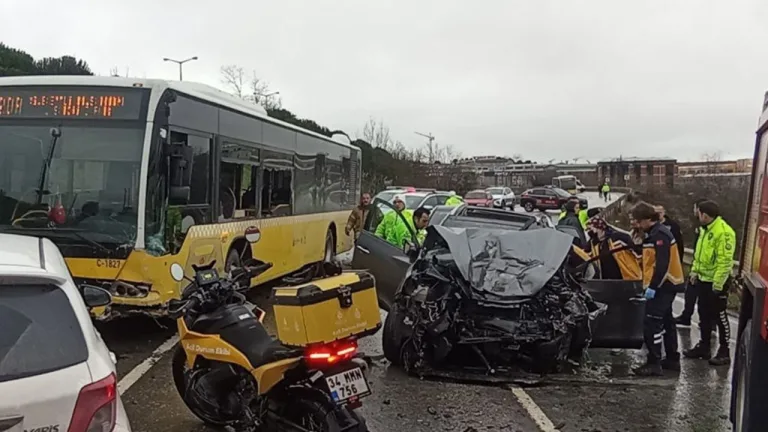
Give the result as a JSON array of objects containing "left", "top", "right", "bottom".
[{"left": 170, "top": 263, "right": 185, "bottom": 282}]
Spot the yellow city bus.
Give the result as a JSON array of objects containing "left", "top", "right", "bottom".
[{"left": 0, "top": 76, "right": 360, "bottom": 320}]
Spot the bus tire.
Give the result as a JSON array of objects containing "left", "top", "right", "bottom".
[
  {"left": 324, "top": 228, "right": 336, "bottom": 263},
  {"left": 732, "top": 319, "right": 753, "bottom": 432}
]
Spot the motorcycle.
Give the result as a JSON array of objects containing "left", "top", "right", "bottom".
[{"left": 168, "top": 259, "right": 370, "bottom": 431}]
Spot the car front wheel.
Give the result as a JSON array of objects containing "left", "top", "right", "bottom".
[{"left": 524, "top": 202, "right": 534, "bottom": 212}]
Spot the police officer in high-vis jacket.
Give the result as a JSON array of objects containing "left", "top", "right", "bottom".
[
  {"left": 683, "top": 200, "right": 736, "bottom": 366},
  {"left": 445, "top": 191, "right": 463, "bottom": 206},
  {"left": 630, "top": 202, "right": 685, "bottom": 376}
]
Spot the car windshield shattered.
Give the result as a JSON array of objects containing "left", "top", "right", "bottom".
[{"left": 385, "top": 225, "right": 606, "bottom": 378}]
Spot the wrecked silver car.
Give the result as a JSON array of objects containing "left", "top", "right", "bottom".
[
  {"left": 381, "top": 225, "right": 606, "bottom": 375},
  {"left": 352, "top": 200, "right": 647, "bottom": 377}
]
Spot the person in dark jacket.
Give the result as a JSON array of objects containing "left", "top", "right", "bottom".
[
  {"left": 654, "top": 205, "right": 684, "bottom": 263},
  {"left": 558, "top": 198, "right": 587, "bottom": 246},
  {"left": 631, "top": 202, "right": 685, "bottom": 376},
  {"left": 674, "top": 199, "right": 707, "bottom": 327}
]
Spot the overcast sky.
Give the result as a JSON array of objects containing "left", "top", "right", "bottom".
[{"left": 3, "top": 0, "right": 767, "bottom": 162}]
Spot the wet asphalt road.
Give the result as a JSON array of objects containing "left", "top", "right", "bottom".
[{"left": 101, "top": 192, "right": 736, "bottom": 431}]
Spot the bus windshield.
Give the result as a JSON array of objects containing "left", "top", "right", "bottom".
[{"left": 0, "top": 123, "right": 144, "bottom": 246}]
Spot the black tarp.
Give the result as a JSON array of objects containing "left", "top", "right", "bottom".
[{"left": 428, "top": 225, "right": 576, "bottom": 305}]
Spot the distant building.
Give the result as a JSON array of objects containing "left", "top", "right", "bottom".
[
  {"left": 597, "top": 156, "right": 677, "bottom": 188},
  {"left": 677, "top": 158, "right": 753, "bottom": 175}
]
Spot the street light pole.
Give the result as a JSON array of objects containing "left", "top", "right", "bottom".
[
  {"left": 254, "top": 91, "right": 280, "bottom": 105},
  {"left": 162, "top": 56, "right": 199, "bottom": 81}
]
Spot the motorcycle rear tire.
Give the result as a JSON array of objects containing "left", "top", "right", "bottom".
[
  {"left": 171, "top": 345, "right": 232, "bottom": 427},
  {"left": 282, "top": 399, "right": 344, "bottom": 432}
]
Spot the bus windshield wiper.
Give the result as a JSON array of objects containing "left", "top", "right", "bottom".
[
  {"left": 35, "top": 126, "right": 62, "bottom": 205},
  {"left": 70, "top": 231, "right": 111, "bottom": 253}
]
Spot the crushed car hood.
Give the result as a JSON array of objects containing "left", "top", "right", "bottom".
[{"left": 428, "top": 225, "right": 576, "bottom": 303}]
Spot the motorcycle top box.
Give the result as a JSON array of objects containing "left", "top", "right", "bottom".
[{"left": 272, "top": 271, "right": 381, "bottom": 347}]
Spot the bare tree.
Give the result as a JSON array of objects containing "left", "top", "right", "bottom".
[
  {"left": 220, "top": 65, "right": 282, "bottom": 109},
  {"left": 249, "top": 72, "right": 282, "bottom": 110},
  {"left": 220, "top": 65, "right": 246, "bottom": 98},
  {"left": 362, "top": 118, "right": 393, "bottom": 150}
]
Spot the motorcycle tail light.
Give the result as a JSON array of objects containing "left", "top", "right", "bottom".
[{"left": 304, "top": 340, "right": 358, "bottom": 369}]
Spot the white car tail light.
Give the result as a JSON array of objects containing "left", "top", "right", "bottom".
[{"left": 68, "top": 373, "right": 117, "bottom": 432}]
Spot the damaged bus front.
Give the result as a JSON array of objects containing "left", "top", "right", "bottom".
[
  {"left": 1, "top": 76, "right": 362, "bottom": 320},
  {"left": 0, "top": 81, "right": 155, "bottom": 318}
]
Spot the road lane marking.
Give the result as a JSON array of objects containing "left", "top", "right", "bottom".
[
  {"left": 509, "top": 386, "right": 559, "bottom": 432},
  {"left": 117, "top": 335, "right": 179, "bottom": 395}
]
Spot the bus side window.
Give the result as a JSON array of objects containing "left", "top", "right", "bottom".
[
  {"left": 219, "top": 160, "right": 258, "bottom": 220},
  {"left": 261, "top": 168, "right": 293, "bottom": 218}
]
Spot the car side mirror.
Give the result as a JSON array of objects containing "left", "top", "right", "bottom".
[{"left": 81, "top": 284, "right": 112, "bottom": 308}]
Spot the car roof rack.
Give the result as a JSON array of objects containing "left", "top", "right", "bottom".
[{"left": 413, "top": 188, "right": 437, "bottom": 193}]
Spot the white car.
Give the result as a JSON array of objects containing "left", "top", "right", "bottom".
[
  {"left": 0, "top": 234, "right": 132, "bottom": 432},
  {"left": 486, "top": 186, "right": 516, "bottom": 209}
]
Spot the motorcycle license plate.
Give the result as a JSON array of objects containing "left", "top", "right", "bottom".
[{"left": 325, "top": 367, "right": 370, "bottom": 404}]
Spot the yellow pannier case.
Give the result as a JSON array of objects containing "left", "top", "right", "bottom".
[{"left": 272, "top": 271, "right": 382, "bottom": 347}]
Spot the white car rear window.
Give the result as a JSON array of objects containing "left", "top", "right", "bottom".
[{"left": 0, "top": 284, "right": 88, "bottom": 382}]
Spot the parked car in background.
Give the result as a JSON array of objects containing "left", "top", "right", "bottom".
[
  {"left": 464, "top": 189, "right": 494, "bottom": 207},
  {"left": 519, "top": 186, "right": 587, "bottom": 212},
  {"left": 373, "top": 188, "right": 453, "bottom": 212},
  {"left": 0, "top": 234, "right": 132, "bottom": 432},
  {"left": 486, "top": 186, "right": 516, "bottom": 209}
]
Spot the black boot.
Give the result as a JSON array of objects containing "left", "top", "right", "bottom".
[
  {"left": 683, "top": 343, "right": 711, "bottom": 360},
  {"left": 633, "top": 362, "right": 663, "bottom": 377},
  {"left": 661, "top": 356, "right": 681, "bottom": 372},
  {"left": 708, "top": 347, "right": 730, "bottom": 366},
  {"left": 674, "top": 315, "right": 691, "bottom": 327}
]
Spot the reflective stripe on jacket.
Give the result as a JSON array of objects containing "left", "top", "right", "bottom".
[
  {"left": 641, "top": 222, "right": 685, "bottom": 291},
  {"left": 691, "top": 216, "right": 736, "bottom": 290},
  {"left": 589, "top": 230, "right": 642, "bottom": 280}
]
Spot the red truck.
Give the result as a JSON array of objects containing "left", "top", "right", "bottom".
[{"left": 730, "top": 92, "right": 768, "bottom": 431}]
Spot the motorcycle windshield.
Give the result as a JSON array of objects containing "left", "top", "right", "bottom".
[{"left": 427, "top": 225, "right": 575, "bottom": 304}]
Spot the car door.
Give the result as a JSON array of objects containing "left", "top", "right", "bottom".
[
  {"left": 584, "top": 278, "right": 646, "bottom": 349},
  {"left": 541, "top": 189, "right": 560, "bottom": 209},
  {"left": 351, "top": 198, "right": 417, "bottom": 311}
]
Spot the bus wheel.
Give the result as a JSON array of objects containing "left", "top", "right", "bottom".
[
  {"left": 225, "top": 248, "right": 245, "bottom": 288},
  {"left": 733, "top": 319, "right": 752, "bottom": 432},
  {"left": 324, "top": 229, "right": 336, "bottom": 263}
]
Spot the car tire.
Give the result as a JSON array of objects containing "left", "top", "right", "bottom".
[
  {"left": 382, "top": 306, "right": 408, "bottom": 366},
  {"left": 500, "top": 199, "right": 506, "bottom": 209},
  {"left": 732, "top": 319, "right": 753, "bottom": 432},
  {"left": 524, "top": 202, "right": 534, "bottom": 212}
]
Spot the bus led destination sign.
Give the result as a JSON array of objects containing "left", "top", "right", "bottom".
[{"left": 0, "top": 87, "right": 145, "bottom": 120}]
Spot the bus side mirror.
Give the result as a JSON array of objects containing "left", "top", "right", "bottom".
[{"left": 167, "top": 142, "right": 192, "bottom": 205}]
